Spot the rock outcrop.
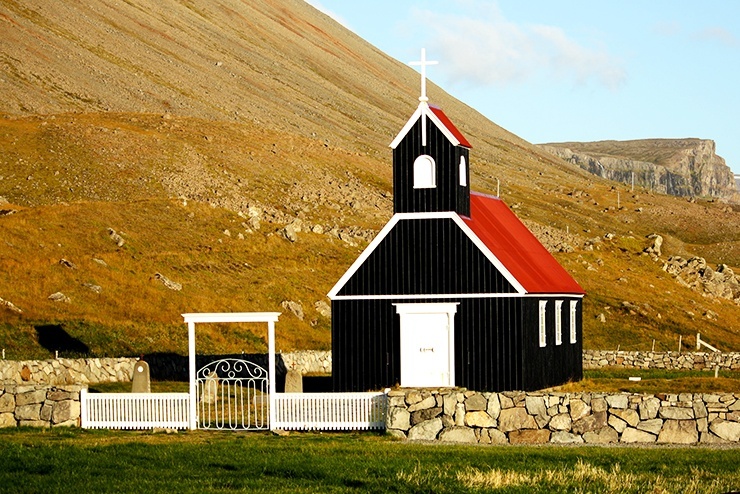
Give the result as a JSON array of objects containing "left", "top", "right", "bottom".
[
  {"left": 540, "top": 139, "right": 739, "bottom": 202},
  {"left": 663, "top": 256, "right": 740, "bottom": 304}
]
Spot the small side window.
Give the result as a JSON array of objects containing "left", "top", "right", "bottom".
[
  {"left": 570, "top": 300, "right": 578, "bottom": 344},
  {"left": 413, "top": 155, "right": 436, "bottom": 189},
  {"left": 459, "top": 155, "right": 467, "bottom": 186},
  {"left": 555, "top": 300, "right": 563, "bottom": 346},
  {"left": 539, "top": 300, "right": 547, "bottom": 348}
]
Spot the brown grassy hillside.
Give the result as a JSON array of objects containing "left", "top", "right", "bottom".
[{"left": 1, "top": 0, "right": 739, "bottom": 358}]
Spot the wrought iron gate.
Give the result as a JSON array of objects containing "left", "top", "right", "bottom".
[{"left": 196, "top": 358, "right": 269, "bottom": 430}]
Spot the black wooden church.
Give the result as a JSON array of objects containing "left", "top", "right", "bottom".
[{"left": 328, "top": 51, "right": 585, "bottom": 392}]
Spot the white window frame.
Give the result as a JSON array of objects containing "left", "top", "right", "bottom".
[
  {"left": 555, "top": 300, "right": 563, "bottom": 346},
  {"left": 413, "top": 155, "right": 436, "bottom": 189},
  {"left": 538, "top": 300, "right": 547, "bottom": 348},
  {"left": 570, "top": 300, "right": 578, "bottom": 344},
  {"left": 459, "top": 155, "right": 467, "bottom": 186}
]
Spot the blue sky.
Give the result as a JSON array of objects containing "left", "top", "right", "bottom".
[{"left": 305, "top": 1, "right": 740, "bottom": 175}]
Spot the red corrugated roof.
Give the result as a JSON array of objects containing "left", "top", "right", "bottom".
[
  {"left": 463, "top": 192, "right": 585, "bottom": 294},
  {"left": 429, "top": 105, "right": 472, "bottom": 148}
]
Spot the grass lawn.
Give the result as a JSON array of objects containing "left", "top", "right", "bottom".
[{"left": 0, "top": 428, "right": 738, "bottom": 493}]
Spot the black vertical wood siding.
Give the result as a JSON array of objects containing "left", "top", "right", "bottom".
[
  {"left": 337, "top": 218, "right": 515, "bottom": 296},
  {"left": 393, "top": 118, "right": 470, "bottom": 216},
  {"left": 332, "top": 296, "right": 583, "bottom": 392},
  {"left": 521, "top": 297, "right": 583, "bottom": 391}
]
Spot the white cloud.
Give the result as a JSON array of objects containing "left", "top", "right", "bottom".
[
  {"left": 415, "top": 6, "right": 626, "bottom": 91},
  {"left": 694, "top": 26, "right": 738, "bottom": 47}
]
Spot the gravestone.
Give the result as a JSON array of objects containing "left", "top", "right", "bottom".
[
  {"left": 201, "top": 371, "right": 219, "bottom": 404},
  {"left": 284, "top": 370, "right": 303, "bottom": 393},
  {"left": 131, "top": 360, "right": 151, "bottom": 393}
]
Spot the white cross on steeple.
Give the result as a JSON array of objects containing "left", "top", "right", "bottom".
[{"left": 410, "top": 48, "right": 438, "bottom": 103}]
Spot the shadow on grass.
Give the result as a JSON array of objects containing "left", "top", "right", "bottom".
[{"left": 35, "top": 324, "right": 90, "bottom": 357}]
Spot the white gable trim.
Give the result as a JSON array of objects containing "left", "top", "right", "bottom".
[
  {"left": 327, "top": 212, "right": 529, "bottom": 299},
  {"left": 389, "top": 103, "right": 461, "bottom": 149},
  {"left": 332, "top": 293, "right": 584, "bottom": 301}
]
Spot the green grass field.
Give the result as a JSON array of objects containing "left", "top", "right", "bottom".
[{"left": 0, "top": 428, "right": 738, "bottom": 493}]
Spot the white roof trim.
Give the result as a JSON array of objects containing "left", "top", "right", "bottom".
[
  {"left": 389, "top": 103, "right": 460, "bottom": 149},
  {"left": 327, "top": 212, "right": 528, "bottom": 299},
  {"left": 333, "top": 293, "right": 585, "bottom": 301}
]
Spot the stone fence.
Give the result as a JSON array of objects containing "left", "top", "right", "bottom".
[
  {"left": 281, "top": 350, "right": 331, "bottom": 375},
  {"left": 3, "top": 350, "right": 739, "bottom": 386},
  {"left": 0, "top": 384, "right": 84, "bottom": 428},
  {"left": 386, "top": 388, "right": 740, "bottom": 445},
  {"left": 0, "top": 358, "right": 136, "bottom": 385},
  {"left": 583, "top": 350, "right": 740, "bottom": 370},
  {"left": 0, "top": 351, "right": 331, "bottom": 386}
]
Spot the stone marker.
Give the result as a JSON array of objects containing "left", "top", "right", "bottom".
[
  {"left": 202, "top": 371, "right": 219, "bottom": 404},
  {"left": 131, "top": 360, "right": 151, "bottom": 393},
  {"left": 284, "top": 370, "right": 303, "bottom": 393}
]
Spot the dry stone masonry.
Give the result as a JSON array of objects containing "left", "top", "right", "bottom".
[
  {"left": 2, "top": 351, "right": 736, "bottom": 386},
  {"left": 0, "top": 384, "right": 84, "bottom": 428},
  {"left": 0, "top": 357, "right": 136, "bottom": 385},
  {"left": 386, "top": 388, "right": 740, "bottom": 445},
  {"left": 583, "top": 350, "right": 740, "bottom": 370},
  {"left": 281, "top": 351, "right": 331, "bottom": 375}
]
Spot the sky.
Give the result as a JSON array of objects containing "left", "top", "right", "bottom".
[{"left": 304, "top": 0, "right": 740, "bottom": 175}]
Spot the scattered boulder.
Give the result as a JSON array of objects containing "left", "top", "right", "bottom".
[
  {"left": 48, "top": 292, "right": 71, "bottom": 303},
  {"left": 152, "top": 273, "right": 182, "bottom": 291},
  {"left": 0, "top": 297, "right": 22, "bottom": 313},
  {"left": 82, "top": 283, "right": 102, "bottom": 294},
  {"left": 280, "top": 219, "right": 303, "bottom": 242},
  {"left": 314, "top": 300, "right": 331, "bottom": 318},
  {"left": 58, "top": 259, "right": 76, "bottom": 269},
  {"left": 281, "top": 300, "right": 304, "bottom": 320},
  {"left": 644, "top": 234, "right": 663, "bottom": 258},
  {"left": 107, "top": 228, "right": 125, "bottom": 247}
]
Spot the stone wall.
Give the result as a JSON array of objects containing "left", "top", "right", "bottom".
[
  {"left": 386, "top": 388, "right": 740, "bottom": 445},
  {"left": 583, "top": 350, "right": 740, "bottom": 370},
  {"left": 0, "top": 358, "right": 137, "bottom": 385},
  {"left": 0, "top": 351, "right": 330, "bottom": 385},
  {"left": 3, "top": 350, "right": 737, "bottom": 386},
  {"left": 282, "top": 351, "right": 331, "bottom": 374},
  {"left": 0, "top": 384, "right": 84, "bottom": 428}
]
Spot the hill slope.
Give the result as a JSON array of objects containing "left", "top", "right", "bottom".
[{"left": 1, "top": 0, "right": 739, "bottom": 358}]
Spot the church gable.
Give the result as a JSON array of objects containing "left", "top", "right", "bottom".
[{"left": 329, "top": 213, "right": 521, "bottom": 298}]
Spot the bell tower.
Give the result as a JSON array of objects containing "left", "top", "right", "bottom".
[{"left": 390, "top": 49, "right": 471, "bottom": 217}]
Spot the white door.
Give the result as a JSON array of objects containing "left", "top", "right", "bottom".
[{"left": 396, "top": 303, "right": 458, "bottom": 388}]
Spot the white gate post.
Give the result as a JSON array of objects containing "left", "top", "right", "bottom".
[
  {"left": 80, "top": 387, "right": 88, "bottom": 428},
  {"left": 268, "top": 319, "right": 276, "bottom": 430},
  {"left": 188, "top": 320, "right": 197, "bottom": 430}
]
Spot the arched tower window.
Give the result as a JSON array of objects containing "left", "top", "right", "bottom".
[
  {"left": 413, "top": 155, "right": 436, "bottom": 189},
  {"left": 459, "top": 155, "right": 467, "bottom": 186}
]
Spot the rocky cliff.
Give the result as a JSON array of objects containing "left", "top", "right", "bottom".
[{"left": 540, "top": 139, "right": 739, "bottom": 202}]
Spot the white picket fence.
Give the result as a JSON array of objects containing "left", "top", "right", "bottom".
[
  {"left": 272, "top": 392, "right": 387, "bottom": 431},
  {"left": 80, "top": 389, "right": 190, "bottom": 430},
  {"left": 80, "top": 389, "right": 387, "bottom": 431}
]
